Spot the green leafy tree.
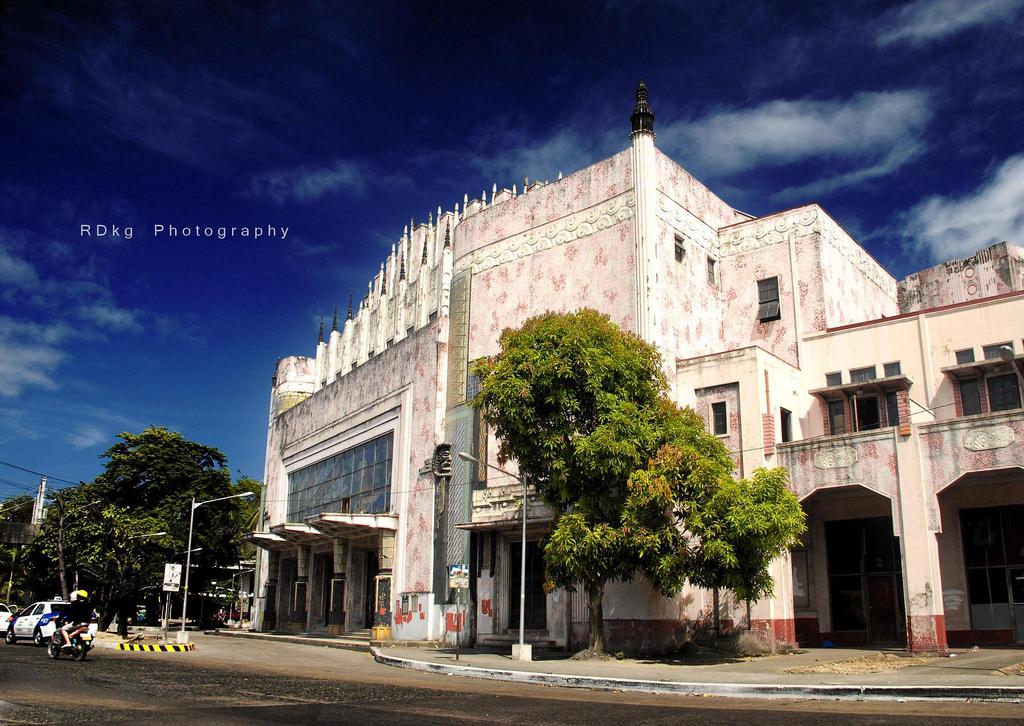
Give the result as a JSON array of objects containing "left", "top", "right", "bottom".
[
  {"left": 473, "top": 309, "right": 806, "bottom": 652},
  {"left": 28, "top": 427, "right": 256, "bottom": 634}
]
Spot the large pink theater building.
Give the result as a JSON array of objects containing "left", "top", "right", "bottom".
[{"left": 248, "top": 83, "right": 1024, "bottom": 653}]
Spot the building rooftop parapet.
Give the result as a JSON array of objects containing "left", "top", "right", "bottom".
[
  {"left": 776, "top": 425, "right": 897, "bottom": 454},
  {"left": 916, "top": 407, "right": 1024, "bottom": 434}
]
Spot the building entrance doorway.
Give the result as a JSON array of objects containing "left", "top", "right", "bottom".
[
  {"left": 508, "top": 541, "right": 546, "bottom": 631},
  {"left": 961, "top": 505, "right": 1024, "bottom": 643},
  {"left": 364, "top": 550, "right": 379, "bottom": 628},
  {"left": 825, "top": 517, "right": 905, "bottom": 645}
]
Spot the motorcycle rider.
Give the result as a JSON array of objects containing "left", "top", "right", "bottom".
[{"left": 60, "top": 590, "right": 93, "bottom": 649}]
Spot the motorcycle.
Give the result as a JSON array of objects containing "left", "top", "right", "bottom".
[{"left": 46, "top": 616, "right": 97, "bottom": 662}]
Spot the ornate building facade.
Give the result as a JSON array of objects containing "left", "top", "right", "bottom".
[{"left": 248, "top": 83, "right": 1024, "bottom": 652}]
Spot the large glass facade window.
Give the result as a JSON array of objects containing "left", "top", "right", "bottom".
[
  {"left": 961, "top": 506, "right": 1024, "bottom": 637},
  {"left": 287, "top": 432, "right": 393, "bottom": 521}
]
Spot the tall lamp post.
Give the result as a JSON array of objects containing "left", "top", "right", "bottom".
[
  {"left": 178, "top": 492, "right": 255, "bottom": 643},
  {"left": 457, "top": 452, "right": 532, "bottom": 662}
]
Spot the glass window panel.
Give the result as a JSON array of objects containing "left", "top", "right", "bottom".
[
  {"left": 1001, "top": 506, "right": 1024, "bottom": 565},
  {"left": 850, "top": 366, "right": 876, "bottom": 383},
  {"left": 885, "top": 392, "right": 900, "bottom": 428},
  {"left": 983, "top": 343, "right": 1013, "bottom": 360},
  {"left": 863, "top": 517, "right": 898, "bottom": 572},
  {"left": 883, "top": 362, "right": 901, "bottom": 377},
  {"left": 826, "top": 520, "right": 862, "bottom": 574},
  {"left": 828, "top": 399, "right": 846, "bottom": 435},
  {"left": 987, "top": 373, "right": 1021, "bottom": 412},
  {"left": 961, "top": 509, "right": 1004, "bottom": 567},
  {"left": 955, "top": 348, "right": 975, "bottom": 365},
  {"left": 968, "top": 567, "right": 992, "bottom": 605},
  {"left": 825, "top": 372, "right": 842, "bottom": 387},
  {"left": 960, "top": 379, "right": 982, "bottom": 416}
]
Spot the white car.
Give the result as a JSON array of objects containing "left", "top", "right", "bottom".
[
  {"left": 4, "top": 600, "right": 69, "bottom": 646},
  {"left": 0, "top": 603, "right": 13, "bottom": 630}
]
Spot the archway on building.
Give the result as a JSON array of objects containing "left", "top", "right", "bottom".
[
  {"left": 937, "top": 467, "right": 1024, "bottom": 647},
  {"left": 797, "top": 485, "right": 905, "bottom": 647}
]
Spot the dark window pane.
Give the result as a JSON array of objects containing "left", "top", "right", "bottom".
[
  {"left": 780, "top": 408, "right": 792, "bottom": 443},
  {"left": 1001, "top": 506, "right": 1024, "bottom": 565},
  {"left": 955, "top": 348, "right": 975, "bottom": 364},
  {"left": 968, "top": 568, "right": 992, "bottom": 605},
  {"left": 885, "top": 392, "right": 900, "bottom": 428},
  {"left": 850, "top": 366, "right": 876, "bottom": 383},
  {"left": 960, "top": 379, "right": 982, "bottom": 416},
  {"left": 883, "top": 362, "right": 901, "bottom": 377},
  {"left": 988, "top": 373, "right": 1021, "bottom": 412},
  {"left": 961, "top": 509, "right": 1004, "bottom": 567},
  {"left": 706, "top": 256, "right": 716, "bottom": 284},
  {"left": 828, "top": 399, "right": 846, "bottom": 435},
  {"left": 825, "top": 372, "right": 842, "bottom": 387},
  {"left": 863, "top": 517, "right": 898, "bottom": 572},
  {"left": 983, "top": 343, "right": 1013, "bottom": 361},
  {"left": 712, "top": 401, "right": 727, "bottom": 435},
  {"left": 287, "top": 432, "right": 394, "bottom": 520}
]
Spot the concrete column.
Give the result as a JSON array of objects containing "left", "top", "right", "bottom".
[
  {"left": 630, "top": 117, "right": 657, "bottom": 344},
  {"left": 894, "top": 432, "right": 947, "bottom": 651}
]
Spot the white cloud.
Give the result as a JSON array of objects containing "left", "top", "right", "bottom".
[
  {"left": 0, "top": 244, "right": 38, "bottom": 287},
  {"left": 776, "top": 141, "right": 925, "bottom": 201},
  {"left": 66, "top": 424, "right": 108, "bottom": 450},
  {"left": 657, "top": 90, "right": 932, "bottom": 181},
  {"left": 75, "top": 302, "right": 142, "bottom": 332},
  {"left": 903, "top": 154, "right": 1024, "bottom": 260},
  {"left": 877, "top": 0, "right": 1024, "bottom": 46},
  {"left": 249, "top": 159, "right": 364, "bottom": 205},
  {"left": 0, "top": 317, "right": 68, "bottom": 397}
]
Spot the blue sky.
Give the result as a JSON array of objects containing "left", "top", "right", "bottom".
[{"left": 2, "top": 0, "right": 1023, "bottom": 496}]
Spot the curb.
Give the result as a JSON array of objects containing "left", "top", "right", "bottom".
[
  {"left": 116, "top": 642, "right": 195, "bottom": 652},
  {"left": 370, "top": 647, "right": 1024, "bottom": 703},
  {"left": 207, "top": 630, "right": 370, "bottom": 653}
]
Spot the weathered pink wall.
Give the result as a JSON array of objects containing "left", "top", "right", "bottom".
[
  {"left": 267, "top": 321, "right": 443, "bottom": 593},
  {"left": 898, "top": 242, "right": 1023, "bottom": 314},
  {"left": 694, "top": 382, "right": 743, "bottom": 475},
  {"left": 919, "top": 413, "right": 1024, "bottom": 497},
  {"left": 654, "top": 150, "right": 747, "bottom": 230}
]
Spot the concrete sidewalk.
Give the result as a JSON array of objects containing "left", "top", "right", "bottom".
[{"left": 370, "top": 644, "right": 1024, "bottom": 702}]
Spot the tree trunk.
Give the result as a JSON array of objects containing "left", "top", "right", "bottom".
[
  {"left": 746, "top": 598, "right": 752, "bottom": 630},
  {"left": 5, "top": 546, "right": 17, "bottom": 602},
  {"left": 586, "top": 583, "right": 605, "bottom": 653},
  {"left": 117, "top": 598, "right": 132, "bottom": 638}
]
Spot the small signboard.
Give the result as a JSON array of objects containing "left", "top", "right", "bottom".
[
  {"left": 162, "top": 563, "right": 182, "bottom": 592},
  {"left": 448, "top": 563, "right": 469, "bottom": 590}
]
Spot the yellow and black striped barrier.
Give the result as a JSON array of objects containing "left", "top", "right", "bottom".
[{"left": 116, "top": 642, "right": 195, "bottom": 652}]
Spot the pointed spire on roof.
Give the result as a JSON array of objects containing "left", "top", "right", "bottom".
[
  {"left": 317, "top": 317, "right": 324, "bottom": 345},
  {"left": 630, "top": 79, "right": 655, "bottom": 136},
  {"left": 379, "top": 263, "right": 386, "bottom": 295},
  {"left": 421, "top": 231, "right": 429, "bottom": 265},
  {"left": 346, "top": 295, "right": 353, "bottom": 321},
  {"left": 399, "top": 251, "right": 406, "bottom": 281},
  {"left": 444, "top": 221, "right": 451, "bottom": 249},
  {"left": 331, "top": 305, "right": 338, "bottom": 333}
]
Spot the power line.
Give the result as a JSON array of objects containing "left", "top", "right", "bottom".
[
  {"left": 0, "top": 476, "right": 38, "bottom": 493},
  {"left": 0, "top": 459, "right": 80, "bottom": 486}
]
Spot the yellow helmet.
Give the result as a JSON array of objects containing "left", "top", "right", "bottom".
[{"left": 75, "top": 589, "right": 89, "bottom": 599}]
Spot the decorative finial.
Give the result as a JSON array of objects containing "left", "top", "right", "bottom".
[
  {"left": 444, "top": 221, "right": 451, "bottom": 249},
  {"left": 630, "top": 79, "right": 655, "bottom": 136},
  {"left": 428, "top": 211, "right": 433, "bottom": 227},
  {"left": 346, "top": 295, "right": 353, "bottom": 320},
  {"left": 421, "top": 232, "right": 428, "bottom": 264},
  {"left": 379, "top": 263, "right": 386, "bottom": 295},
  {"left": 399, "top": 251, "right": 406, "bottom": 280},
  {"left": 331, "top": 305, "right": 338, "bottom": 333},
  {"left": 317, "top": 317, "right": 324, "bottom": 344},
  {"left": 558, "top": 171, "right": 563, "bottom": 180}
]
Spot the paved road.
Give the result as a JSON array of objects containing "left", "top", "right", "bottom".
[{"left": 0, "top": 636, "right": 1019, "bottom": 724}]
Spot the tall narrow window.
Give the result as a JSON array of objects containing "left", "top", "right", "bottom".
[
  {"left": 885, "top": 391, "right": 900, "bottom": 428},
  {"left": 757, "top": 277, "right": 781, "bottom": 322},
  {"left": 960, "top": 378, "right": 982, "bottom": 416},
  {"left": 828, "top": 399, "right": 846, "bottom": 435},
  {"left": 711, "top": 401, "right": 728, "bottom": 435},
  {"left": 706, "top": 256, "right": 717, "bottom": 285},
  {"left": 674, "top": 235, "right": 685, "bottom": 263},
  {"left": 780, "top": 408, "right": 793, "bottom": 443},
  {"left": 987, "top": 373, "right": 1021, "bottom": 412}
]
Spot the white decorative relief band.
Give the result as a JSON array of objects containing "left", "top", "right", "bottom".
[
  {"left": 455, "top": 192, "right": 635, "bottom": 275},
  {"left": 813, "top": 446, "right": 858, "bottom": 469},
  {"left": 716, "top": 205, "right": 897, "bottom": 297},
  {"left": 963, "top": 425, "right": 1015, "bottom": 451},
  {"left": 655, "top": 192, "right": 717, "bottom": 252}
]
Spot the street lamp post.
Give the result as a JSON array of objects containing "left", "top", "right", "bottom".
[
  {"left": 178, "top": 492, "right": 255, "bottom": 643},
  {"left": 457, "top": 452, "right": 532, "bottom": 662},
  {"left": 997, "top": 347, "right": 1024, "bottom": 406}
]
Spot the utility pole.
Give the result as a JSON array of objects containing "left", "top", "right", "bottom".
[
  {"left": 31, "top": 476, "right": 47, "bottom": 525},
  {"left": 55, "top": 491, "right": 70, "bottom": 600}
]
